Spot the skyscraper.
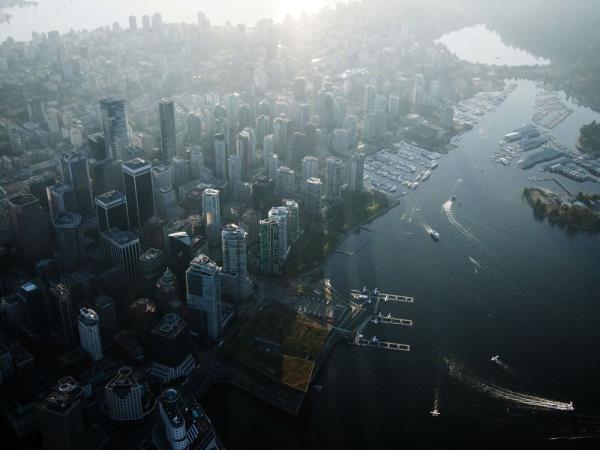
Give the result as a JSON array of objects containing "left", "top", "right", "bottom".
[
  {"left": 49, "top": 284, "right": 75, "bottom": 347},
  {"left": 325, "top": 156, "right": 344, "bottom": 202},
  {"left": 186, "top": 255, "right": 222, "bottom": 339},
  {"left": 221, "top": 224, "right": 251, "bottom": 302},
  {"left": 100, "top": 97, "right": 129, "bottom": 160},
  {"left": 150, "top": 313, "right": 194, "bottom": 382},
  {"left": 227, "top": 154, "right": 241, "bottom": 188},
  {"left": 187, "top": 111, "right": 203, "bottom": 145},
  {"left": 95, "top": 190, "right": 129, "bottom": 233},
  {"left": 78, "top": 307, "right": 103, "bottom": 361},
  {"left": 282, "top": 199, "right": 299, "bottom": 243},
  {"left": 159, "top": 99, "right": 177, "bottom": 161},
  {"left": 213, "top": 133, "right": 227, "bottom": 180},
  {"left": 103, "top": 228, "right": 141, "bottom": 281},
  {"left": 259, "top": 219, "right": 279, "bottom": 274},
  {"left": 236, "top": 129, "right": 252, "bottom": 181},
  {"left": 60, "top": 149, "right": 94, "bottom": 217},
  {"left": 122, "top": 158, "right": 155, "bottom": 229},
  {"left": 189, "top": 146, "right": 205, "bottom": 180},
  {"left": 7, "top": 194, "right": 52, "bottom": 266},
  {"left": 105, "top": 366, "right": 145, "bottom": 422},
  {"left": 53, "top": 211, "right": 84, "bottom": 273},
  {"left": 268, "top": 206, "right": 290, "bottom": 261},
  {"left": 46, "top": 182, "right": 76, "bottom": 223},
  {"left": 301, "top": 156, "right": 318, "bottom": 181},
  {"left": 275, "top": 166, "right": 295, "bottom": 199},
  {"left": 201, "top": 189, "right": 221, "bottom": 240},
  {"left": 304, "top": 177, "right": 323, "bottom": 216},
  {"left": 347, "top": 153, "right": 365, "bottom": 192}
]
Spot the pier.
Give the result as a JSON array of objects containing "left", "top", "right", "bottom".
[
  {"left": 355, "top": 337, "right": 410, "bottom": 352},
  {"left": 372, "top": 315, "right": 413, "bottom": 326}
]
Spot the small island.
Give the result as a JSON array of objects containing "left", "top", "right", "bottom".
[
  {"left": 523, "top": 187, "right": 600, "bottom": 231},
  {"left": 576, "top": 120, "right": 600, "bottom": 157}
]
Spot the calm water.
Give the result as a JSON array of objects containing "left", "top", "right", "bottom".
[
  {"left": 437, "top": 24, "right": 550, "bottom": 66},
  {"left": 203, "top": 80, "right": 600, "bottom": 448},
  {"left": 0, "top": 0, "right": 342, "bottom": 42}
]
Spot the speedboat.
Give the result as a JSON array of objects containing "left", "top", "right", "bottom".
[
  {"left": 491, "top": 355, "right": 500, "bottom": 363},
  {"left": 429, "top": 229, "right": 440, "bottom": 241},
  {"left": 430, "top": 409, "right": 441, "bottom": 417}
]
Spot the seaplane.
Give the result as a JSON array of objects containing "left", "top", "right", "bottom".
[
  {"left": 371, "top": 317, "right": 379, "bottom": 324},
  {"left": 430, "top": 409, "right": 441, "bottom": 417},
  {"left": 491, "top": 355, "right": 500, "bottom": 363},
  {"left": 371, "top": 336, "right": 379, "bottom": 343}
]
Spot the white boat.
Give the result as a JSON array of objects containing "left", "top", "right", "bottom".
[{"left": 429, "top": 229, "right": 440, "bottom": 241}]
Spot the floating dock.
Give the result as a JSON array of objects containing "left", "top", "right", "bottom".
[
  {"left": 355, "top": 338, "right": 411, "bottom": 352},
  {"left": 373, "top": 316, "right": 413, "bottom": 326}
]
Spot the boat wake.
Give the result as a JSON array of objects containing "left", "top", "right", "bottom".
[
  {"left": 442, "top": 199, "right": 479, "bottom": 242},
  {"left": 446, "top": 358, "right": 574, "bottom": 412}
]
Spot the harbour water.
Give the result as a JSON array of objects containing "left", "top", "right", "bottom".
[
  {"left": 437, "top": 24, "right": 550, "bottom": 66},
  {"left": 203, "top": 80, "right": 600, "bottom": 448}
]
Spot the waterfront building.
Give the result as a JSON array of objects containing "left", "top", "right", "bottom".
[
  {"left": 347, "top": 153, "right": 365, "bottom": 192},
  {"left": 259, "top": 219, "right": 279, "bottom": 274},
  {"left": 325, "top": 156, "right": 344, "bottom": 202},
  {"left": 159, "top": 99, "right": 177, "bottom": 161},
  {"left": 122, "top": 158, "right": 155, "bottom": 229},
  {"left": 100, "top": 97, "right": 129, "bottom": 160},
  {"left": 186, "top": 255, "right": 223, "bottom": 339},
  {"left": 268, "top": 206, "right": 290, "bottom": 261},
  {"left": 95, "top": 190, "right": 128, "bottom": 233},
  {"left": 201, "top": 189, "right": 221, "bottom": 240},
  {"left": 60, "top": 149, "right": 94, "bottom": 217},
  {"left": 77, "top": 308, "right": 102, "bottom": 361}
]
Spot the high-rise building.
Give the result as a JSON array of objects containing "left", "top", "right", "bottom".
[
  {"left": 100, "top": 97, "right": 129, "bottom": 160},
  {"left": 275, "top": 166, "right": 295, "bottom": 199},
  {"left": 189, "top": 146, "right": 205, "bottom": 180},
  {"left": 19, "top": 281, "right": 47, "bottom": 335},
  {"left": 325, "top": 156, "right": 344, "bottom": 202},
  {"left": 49, "top": 284, "right": 75, "bottom": 347},
  {"left": 53, "top": 212, "right": 84, "bottom": 273},
  {"left": 159, "top": 99, "right": 177, "bottom": 161},
  {"left": 259, "top": 219, "right": 279, "bottom": 274},
  {"left": 213, "top": 133, "right": 227, "bottom": 180},
  {"left": 227, "top": 154, "right": 241, "bottom": 188},
  {"left": 301, "top": 156, "right": 318, "bottom": 182},
  {"left": 221, "top": 224, "right": 251, "bottom": 302},
  {"left": 95, "top": 190, "right": 129, "bottom": 233},
  {"left": 201, "top": 189, "right": 221, "bottom": 240},
  {"left": 266, "top": 152, "right": 279, "bottom": 179},
  {"left": 170, "top": 156, "right": 189, "bottom": 188},
  {"left": 93, "top": 294, "right": 118, "bottom": 341},
  {"left": 151, "top": 163, "right": 173, "bottom": 192},
  {"left": 122, "top": 158, "right": 155, "bottom": 229},
  {"left": 78, "top": 307, "right": 103, "bottom": 361},
  {"left": 347, "top": 153, "right": 365, "bottom": 192},
  {"left": 150, "top": 313, "right": 195, "bottom": 382},
  {"left": 7, "top": 194, "right": 52, "bottom": 266},
  {"left": 102, "top": 229, "right": 141, "bottom": 281},
  {"left": 129, "top": 15, "right": 137, "bottom": 30},
  {"left": 36, "top": 376, "right": 86, "bottom": 450},
  {"left": 186, "top": 255, "right": 222, "bottom": 339},
  {"left": 268, "top": 206, "right": 290, "bottom": 261},
  {"left": 46, "top": 182, "right": 76, "bottom": 223},
  {"left": 105, "top": 366, "right": 147, "bottom": 422},
  {"left": 187, "top": 111, "right": 203, "bottom": 145},
  {"left": 255, "top": 114, "right": 271, "bottom": 150},
  {"left": 60, "top": 149, "right": 94, "bottom": 217},
  {"left": 282, "top": 199, "right": 299, "bottom": 243},
  {"left": 87, "top": 132, "right": 107, "bottom": 161},
  {"left": 304, "top": 177, "right": 323, "bottom": 216},
  {"left": 236, "top": 130, "right": 252, "bottom": 181}
]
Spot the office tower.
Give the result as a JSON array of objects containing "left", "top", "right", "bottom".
[
  {"left": 282, "top": 199, "right": 299, "bottom": 243},
  {"left": 105, "top": 366, "right": 144, "bottom": 421},
  {"left": 301, "top": 156, "right": 318, "bottom": 181},
  {"left": 290, "top": 131, "right": 308, "bottom": 167},
  {"left": 60, "top": 149, "right": 94, "bottom": 217},
  {"left": 255, "top": 114, "right": 270, "bottom": 150},
  {"left": 213, "top": 133, "right": 227, "bottom": 180},
  {"left": 389, "top": 94, "right": 401, "bottom": 118},
  {"left": 7, "top": 193, "right": 52, "bottom": 266},
  {"left": 201, "top": 189, "right": 221, "bottom": 240},
  {"left": 275, "top": 166, "right": 295, "bottom": 199},
  {"left": 297, "top": 103, "right": 311, "bottom": 131},
  {"left": 293, "top": 76, "right": 307, "bottom": 101},
  {"left": 238, "top": 103, "right": 253, "bottom": 129},
  {"left": 227, "top": 154, "right": 241, "bottom": 187},
  {"left": 268, "top": 206, "right": 290, "bottom": 262},
  {"left": 142, "top": 14, "right": 151, "bottom": 29},
  {"left": 100, "top": 97, "right": 129, "bottom": 160},
  {"left": 130, "top": 298, "right": 158, "bottom": 344},
  {"left": 364, "top": 84, "right": 376, "bottom": 113},
  {"left": 263, "top": 133, "right": 274, "bottom": 157},
  {"left": 224, "top": 92, "right": 240, "bottom": 130},
  {"left": 236, "top": 130, "right": 252, "bottom": 181},
  {"left": 266, "top": 152, "right": 279, "bottom": 178},
  {"left": 93, "top": 294, "right": 118, "bottom": 341},
  {"left": 156, "top": 388, "right": 219, "bottom": 450},
  {"left": 47, "top": 182, "right": 76, "bottom": 223},
  {"left": 78, "top": 307, "right": 103, "bottom": 361},
  {"left": 159, "top": 99, "right": 177, "bottom": 161},
  {"left": 139, "top": 248, "right": 164, "bottom": 281},
  {"left": 27, "top": 97, "right": 46, "bottom": 124},
  {"left": 95, "top": 190, "right": 128, "bottom": 233},
  {"left": 53, "top": 212, "right": 84, "bottom": 273},
  {"left": 325, "top": 156, "right": 344, "bottom": 202},
  {"left": 347, "top": 153, "right": 365, "bottom": 192},
  {"left": 187, "top": 111, "right": 203, "bottom": 145},
  {"left": 304, "top": 177, "right": 323, "bottom": 216},
  {"left": 189, "top": 146, "right": 205, "bottom": 180},
  {"left": 241, "top": 209, "right": 260, "bottom": 243},
  {"left": 331, "top": 128, "right": 349, "bottom": 155},
  {"left": 103, "top": 229, "right": 141, "bottom": 281},
  {"left": 122, "top": 158, "right": 155, "bottom": 229},
  {"left": 170, "top": 156, "right": 189, "bottom": 188},
  {"left": 150, "top": 313, "right": 195, "bottom": 382},
  {"left": 36, "top": 376, "right": 86, "bottom": 450},
  {"left": 273, "top": 115, "right": 290, "bottom": 159},
  {"left": 221, "top": 224, "right": 251, "bottom": 302},
  {"left": 49, "top": 284, "right": 75, "bottom": 347},
  {"left": 19, "top": 281, "right": 47, "bottom": 335},
  {"left": 259, "top": 219, "right": 279, "bottom": 274},
  {"left": 186, "top": 255, "right": 222, "bottom": 339},
  {"left": 129, "top": 15, "right": 137, "bottom": 30},
  {"left": 152, "top": 163, "right": 173, "bottom": 192}
]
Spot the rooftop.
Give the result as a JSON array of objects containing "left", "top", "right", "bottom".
[
  {"left": 95, "top": 190, "right": 126, "bottom": 207},
  {"left": 123, "top": 158, "right": 151, "bottom": 173},
  {"left": 104, "top": 229, "right": 139, "bottom": 246},
  {"left": 152, "top": 313, "right": 187, "bottom": 338}
]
